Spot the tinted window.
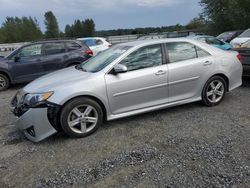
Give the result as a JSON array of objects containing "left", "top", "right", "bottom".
[
  {"left": 44, "top": 43, "right": 66, "bottom": 55},
  {"left": 67, "top": 42, "right": 84, "bottom": 51},
  {"left": 83, "top": 39, "right": 96, "bottom": 47},
  {"left": 196, "top": 46, "right": 211, "bottom": 58},
  {"left": 166, "top": 42, "right": 197, "bottom": 63},
  {"left": 120, "top": 45, "right": 162, "bottom": 71},
  {"left": 18, "top": 44, "right": 42, "bottom": 57},
  {"left": 96, "top": 39, "right": 103, "bottom": 45}
]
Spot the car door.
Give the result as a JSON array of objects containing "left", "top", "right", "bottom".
[
  {"left": 8, "top": 44, "right": 45, "bottom": 82},
  {"left": 41, "top": 42, "right": 68, "bottom": 74},
  {"left": 166, "top": 42, "right": 214, "bottom": 103},
  {"left": 105, "top": 44, "right": 168, "bottom": 115}
]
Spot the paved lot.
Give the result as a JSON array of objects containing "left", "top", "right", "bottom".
[{"left": 0, "top": 79, "right": 250, "bottom": 187}]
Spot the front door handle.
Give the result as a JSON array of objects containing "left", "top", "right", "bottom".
[
  {"left": 155, "top": 70, "right": 166, "bottom": 76},
  {"left": 203, "top": 61, "right": 212, "bottom": 66}
]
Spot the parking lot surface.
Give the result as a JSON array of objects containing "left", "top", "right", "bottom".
[{"left": 0, "top": 80, "right": 250, "bottom": 187}]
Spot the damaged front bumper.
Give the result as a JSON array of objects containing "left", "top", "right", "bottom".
[
  {"left": 11, "top": 93, "right": 61, "bottom": 142},
  {"left": 15, "top": 108, "right": 58, "bottom": 142}
]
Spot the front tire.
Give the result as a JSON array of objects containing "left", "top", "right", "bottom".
[
  {"left": 60, "top": 97, "right": 103, "bottom": 138},
  {"left": 0, "top": 74, "right": 10, "bottom": 91},
  {"left": 202, "top": 76, "right": 227, "bottom": 107}
]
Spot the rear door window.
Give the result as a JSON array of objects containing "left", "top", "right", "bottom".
[
  {"left": 166, "top": 42, "right": 197, "bottom": 63},
  {"left": 196, "top": 47, "right": 211, "bottom": 58},
  {"left": 44, "top": 43, "right": 66, "bottom": 55},
  {"left": 166, "top": 42, "right": 211, "bottom": 63}
]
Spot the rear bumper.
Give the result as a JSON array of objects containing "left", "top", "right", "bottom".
[{"left": 15, "top": 108, "right": 57, "bottom": 142}]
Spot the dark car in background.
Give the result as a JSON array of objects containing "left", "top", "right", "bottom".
[
  {"left": 217, "top": 30, "right": 243, "bottom": 43},
  {"left": 0, "top": 40, "right": 93, "bottom": 91},
  {"left": 234, "top": 40, "right": 250, "bottom": 77}
]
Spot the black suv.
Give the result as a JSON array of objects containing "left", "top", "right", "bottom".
[{"left": 0, "top": 40, "right": 93, "bottom": 91}]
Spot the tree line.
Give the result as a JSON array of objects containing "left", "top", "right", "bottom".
[
  {"left": 0, "top": 11, "right": 96, "bottom": 43},
  {"left": 0, "top": 0, "right": 250, "bottom": 43}
]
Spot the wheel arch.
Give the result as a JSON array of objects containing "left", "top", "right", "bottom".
[
  {"left": 210, "top": 73, "right": 229, "bottom": 92},
  {"left": 60, "top": 95, "right": 107, "bottom": 122},
  {"left": 0, "top": 70, "right": 12, "bottom": 83}
]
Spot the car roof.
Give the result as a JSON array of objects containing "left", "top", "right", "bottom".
[
  {"left": 27, "top": 39, "right": 81, "bottom": 45},
  {"left": 117, "top": 38, "right": 206, "bottom": 47}
]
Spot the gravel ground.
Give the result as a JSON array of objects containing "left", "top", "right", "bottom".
[{"left": 0, "top": 79, "right": 249, "bottom": 187}]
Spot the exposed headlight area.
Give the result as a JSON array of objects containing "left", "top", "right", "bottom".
[
  {"left": 23, "top": 91, "right": 54, "bottom": 108},
  {"left": 11, "top": 91, "right": 54, "bottom": 117}
]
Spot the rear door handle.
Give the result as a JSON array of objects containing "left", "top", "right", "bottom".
[
  {"left": 203, "top": 61, "right": 212, "bottom": 66},
  {"left": 155, "top": 70, "right": 166, "bottom": 76}
]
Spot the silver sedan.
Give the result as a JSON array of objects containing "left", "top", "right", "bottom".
[{"left": 11, "top": 39, "right": 243, "bottom": 142}]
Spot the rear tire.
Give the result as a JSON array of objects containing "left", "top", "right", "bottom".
[
  {"left": 0, "top": 73, "right": 10, "bottom": 91},
  {"left": 202, "top": 76, "right": 227, "bottom": 107},
  {"left": 60, "top": 97, "right": 103, "bottom": 138}
]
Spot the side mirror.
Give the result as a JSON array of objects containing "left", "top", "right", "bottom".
[
  {"left": 14, "top": 56, "right": 20, "bottom": 62},
  {"left": 113, "top": 64, "right": 128, "bottom": 74}
]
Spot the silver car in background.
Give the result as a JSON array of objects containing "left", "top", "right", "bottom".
[{"left": 11, "top": 39, "right": 242, "bottom": 142}]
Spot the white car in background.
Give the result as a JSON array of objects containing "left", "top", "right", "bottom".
[
  {"left": 230, "top": 29, "right": 250, "bottom": 48},
  {"left": 77, "top": 37, "right": 112, "bottom": 56}
]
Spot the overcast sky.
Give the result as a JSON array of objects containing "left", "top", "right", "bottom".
[{"left": 0, "top": 0, "right": 201, "bottom": 31}]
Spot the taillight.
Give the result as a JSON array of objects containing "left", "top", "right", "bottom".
[
  {"left": 108, "top": 44, "right": 112, "bottom": 47},
  {"left": 237, "top": 54, "right": 243, "bottom": 63},
  {"left": 85, "top": 49, "right": 93, "bottom": 56}
]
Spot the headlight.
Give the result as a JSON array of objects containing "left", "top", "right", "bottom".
[{"left": 23, "top": 91, "right": 54, "bottom": 107}]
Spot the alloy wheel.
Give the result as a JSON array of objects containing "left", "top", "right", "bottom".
[
  {"left": 0, "top": 76, "right": 6, "bottom": 89},
  {"left": 67, "top": 105, "right": 98, "bottom": 134},
  {"left": 206, "top": 80, "right": 225, "bottom": 103}
]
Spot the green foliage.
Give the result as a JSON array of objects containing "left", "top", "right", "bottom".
[
  {"left": 64, "top": 19, "right": 95, "bottom": 38},
  {"left": 0, "top": 16, "right": 43, "bottom": 43},
  {"left": 200, "top": 0, "right": 250, "bottom": 34},
  {"left": 186, "top": 15, "right": 207, "bottom": 30},
  {"left": 44, "top": 11, "right": 60, "bottom": 39},
  {"left": 97, "top": 25, "right": 188, "bottom": 37}
]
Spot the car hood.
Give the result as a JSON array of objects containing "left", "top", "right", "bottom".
[{"left": 24, "top": 67, "right": 92, "bottom": 93}]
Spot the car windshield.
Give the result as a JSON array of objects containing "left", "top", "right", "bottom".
[
  {"left": 77, "top": 45, "right": 131, "bottom": 73},
  {"left": 239, "top": 29, "right": 250, "bottom": 38}
]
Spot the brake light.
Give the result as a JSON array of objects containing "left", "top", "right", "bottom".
[
  {"left": 85, "top": 49, "right": 93, "bottom": 56},
  {"left": 237, "top": 54, "right": 243, "bottom": 63}
]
